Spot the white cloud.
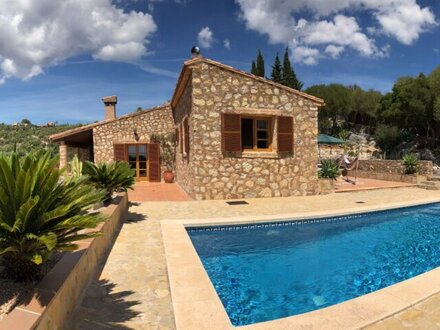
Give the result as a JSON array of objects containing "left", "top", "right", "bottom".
[
  {"left": 224, "top": 39, "right": 231, "bottom": 50},
  {"left": 325, "top": 45, "right": 345, "bottom": 59},
  {"left": 292, "top": 46, "right": 320, "bottom": 66},
  {"left": 0, "top": 0, "right": 157, "bottom": 83},
  {"left": 236, "top": 0, "right": 437, "bottom": 64},
  {"left": 197, "top": 27, "right": 214, "bottom": 48}
]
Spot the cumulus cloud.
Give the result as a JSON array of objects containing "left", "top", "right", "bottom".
[
  {"left": 224, "top": 39, "right": 231, "bottom": 50},
  {"left": 0, "top": 0, "right": 157, "bottom": 82},
  {"left": 197, "top": 27, "right": 214, "bottom": 48},
  {"left": 325, "top": 45, "right": 345, "bottom": 59},
  {"left": 236, "top": 0, "right": 437, "bottom": 64}
]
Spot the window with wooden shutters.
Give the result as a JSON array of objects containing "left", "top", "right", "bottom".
[
  {"left": 148, "top": 143, "right": 161, "bottom": 182},
  {"left": 222, "top": 113, "right": 241, "bottom": 152},
  {"left": 277, "top": 116, "right": 294, "bottom": 153},
  {"left": 183, "top": 117, "right": 190, "bottom": 154},
  {"left": 113, "top": 144, "right": 127, "bottom": 161}
]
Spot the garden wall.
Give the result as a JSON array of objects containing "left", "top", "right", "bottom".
[
  {"left": 348, "top": 160, "right": 433, "bottom": 183},
  {"left": 0, "top": 193, "right": 129, "bottom": 330}
]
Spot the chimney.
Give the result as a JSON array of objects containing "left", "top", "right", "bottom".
[{"left": 102, "top": 95, "right": 117, "bottom": 120}]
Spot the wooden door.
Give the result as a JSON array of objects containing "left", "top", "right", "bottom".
[{"left": 127, "top": 144, "right": 148, "bottom": 181}]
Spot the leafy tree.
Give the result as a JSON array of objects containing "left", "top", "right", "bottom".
[
  {"left": 377, "top": 74, "right": 434, "bottom": 139},
  {"left": 270, "top": 53, "right": 282, "bottom": 83},
  {"left": 282, "top": 47, "right": 303, "bottom": 90},
  {"left": 0, "top": 152, "right": 104, "bottom": 281},
  {"left": 251, "top": 60, "right": 257, "bottom": 75},
  {"left": 306, "top": 84, "right": 353, "bottom": 133},
  {"left": 255, "top": 50, "right": 265, "bottom": 78},
  {"left": 136, "top": 107, "right": 143, "bottom": 112},
  {"left": 374, "top": 124, "right": 401, "bottom": 154},
  {"left": 21, "top": 118, "right": 31, "bottom": 125}
]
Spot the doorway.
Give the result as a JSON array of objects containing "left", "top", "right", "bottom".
[{"left": 127, "top": 144, "right": 148, "bottom": 181}]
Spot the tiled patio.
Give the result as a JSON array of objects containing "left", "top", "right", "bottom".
[
  {"left": 66, "top": 187, "right": 440, "bottom": 329},
  {"left": 128, "top": 182, "right": 192, "bottom": 202},
  {"left": 335, "top": 176, "right": 415, "bottom": 193}
]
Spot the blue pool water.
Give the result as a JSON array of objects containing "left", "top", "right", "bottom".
[{"left": 187, "top": 203, "right": 440, "bottom": 326}]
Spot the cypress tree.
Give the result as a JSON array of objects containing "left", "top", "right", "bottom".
[
  {"left": 251, "top": 60, "right": 257, "bottom": 75},
  {"left": 271, "top": 53, "right": 282, "bottom": 83},
  {"left": 255, "top": 50, "right": 265, "bottom": 78},
  {"left": 282, "top": 47, "right": 303, "bottom": 90}
]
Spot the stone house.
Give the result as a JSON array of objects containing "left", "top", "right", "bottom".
[{"left": 51, "top": 56, "right": 324, "bottom": 200}]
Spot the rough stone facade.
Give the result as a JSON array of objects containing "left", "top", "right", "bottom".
[
  {"left": 93, "top": 105, "right": 174, "bottom": 163},
  {"left": 174, "top": 77, "right": 194, "bottom": 196},
  {"left": 174, "top": 61, "right": 321, "bottom": 200}
]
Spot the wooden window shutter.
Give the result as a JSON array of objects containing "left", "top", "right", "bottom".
[
  {"left": 277, "top": 116, "right": 293, "bottom": 153},
  {"left": 183, "top": 117, "right": 190, "bottom": 154},
  {"left": 222, "top": 113, "right": 241, "bottom": 152},
  {"left": 148, "top": 143, "right": 161, "bottom": 182},
  {"left": 114, "top": 144, "right": 127, "bottom": 161}
]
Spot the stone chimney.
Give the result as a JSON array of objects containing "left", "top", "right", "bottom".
[{"left": 102, "top": 95, "right": 117, "bottom": 120}]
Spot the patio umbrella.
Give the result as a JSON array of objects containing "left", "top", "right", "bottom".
[
  {"left": 318, "top": 134, "right": 346, "bottom": 145},
  {"left": 317, "top": 134, "right": 346, "bottom": 160}
]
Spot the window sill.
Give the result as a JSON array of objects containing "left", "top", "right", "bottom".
[{"left": 223, "top": 151, "right": 292, "bottom": 159}]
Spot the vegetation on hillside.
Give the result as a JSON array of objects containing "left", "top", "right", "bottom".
[
  {"left": 306, "top": 65, "right": 440, "bottom": 158},
  {"left": 0, "top": 121, "right": 82, "bottom": 156}
]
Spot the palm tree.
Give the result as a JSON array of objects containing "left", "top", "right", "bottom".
[{"left": 0, "top": 152, "right": 105, "bottom": 281}]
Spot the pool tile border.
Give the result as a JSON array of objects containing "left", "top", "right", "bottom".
[{"left": 161, "top": 197, "right": 440, "bottom": 330}]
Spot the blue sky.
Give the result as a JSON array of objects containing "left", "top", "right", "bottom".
[{"left": 0, "top": 0, "right": 438, "bottom": 124}]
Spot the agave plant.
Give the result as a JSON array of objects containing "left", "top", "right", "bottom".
[
  {"left": 0, "top": 152, "right": 105, "bottom": 281},
  {"left": 318, "top": 159, "right": 340, "bottom": 180},
  {"left": 401, "top": 153, "right": 420, "bottom": 175},
  {"left": 82, "top": 161, "right": 135, "bottom": 201}
]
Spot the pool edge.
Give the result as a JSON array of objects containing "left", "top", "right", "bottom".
[{"left": 161, "top": 197, "right": 440, "bottom": 330}]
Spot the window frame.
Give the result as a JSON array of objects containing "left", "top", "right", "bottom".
[{"left": 240, "top": 115, "right": 273, "bottom": 152}]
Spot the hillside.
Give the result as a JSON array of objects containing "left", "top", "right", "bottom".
[{"left": 0, "top": 123, "right": 82, "bottom": 156}]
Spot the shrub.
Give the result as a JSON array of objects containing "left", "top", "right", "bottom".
[
  {"left": 401, "top": 153, "right": 420, "bottom": 175},
  {"left": 318, "top": 160, "right": 340, "bottom": 180},
  {"left": 374, "top": 124, "right": 401, "bottom": 155},
  {"left": 0, "top": 152, "right": 105, "bottom": 281},
  {"left": 83, "top": 161, "right": 135, "bottom": 201}
]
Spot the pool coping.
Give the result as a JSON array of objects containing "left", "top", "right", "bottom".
[{"left": 161, "top": 197, "right": 440, "bottom": 329}]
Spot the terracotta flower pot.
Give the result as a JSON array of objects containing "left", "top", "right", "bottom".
[{"left": 163, "top": 170, "right": 174, "bottom": 183}]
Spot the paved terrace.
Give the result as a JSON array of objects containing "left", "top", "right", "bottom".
[{"left": 69, "top": 187, "right": 440, "bottom": 329}]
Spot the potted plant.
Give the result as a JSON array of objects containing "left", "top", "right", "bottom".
[
  {"left": 318, "top": 159, "right": 339, "bottom": 194},
  {"left": 151, "top": 132, "right": 176, "bottom": 183}
]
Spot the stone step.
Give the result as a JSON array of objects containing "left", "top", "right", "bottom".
[
  {"left": 418, "top": 184, "right": 440, "bottom": 190},
  {"left": 428, "top": 176, "right": 440, "bottom": 182},
  {"left": 420, "top": 181, "right": 440, "bottom": 186}
]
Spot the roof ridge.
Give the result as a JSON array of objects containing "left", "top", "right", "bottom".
[{"left": 50, "top": 102, "right": 171, "bottom": 141}]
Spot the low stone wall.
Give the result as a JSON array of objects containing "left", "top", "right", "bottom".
[
  {"left": 318, "top": 179, "right": 334, "bottom": 195},
  {"left": 0, "top": 193, "right": 129, "bottom": 330},
  {"left": 348, "top": 160, "right": 433, "bottom": 183}
]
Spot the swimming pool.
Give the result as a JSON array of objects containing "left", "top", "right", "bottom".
[{"left": 187, "top": 203, "right": 440, "bottom": 326}]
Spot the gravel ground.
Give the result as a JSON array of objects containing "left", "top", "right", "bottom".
[{"left": 0, "top": 253, "right": 64, "bottom": 319}]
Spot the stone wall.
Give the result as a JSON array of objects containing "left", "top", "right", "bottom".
[
  {"left": 174, "top": 61, "right": 320, "bottom": 200},
  {"left": 348, "top": 159, "right": 433, "bottom": 183},
  {"left": 174, "top": 77, "right": 194, "bottom": 196},
  {"left": 356, "top": 159, "right": 433, "bottom": 175},
  {"left": 93, "top": 105, "right": 174, "bottom": 163}
]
